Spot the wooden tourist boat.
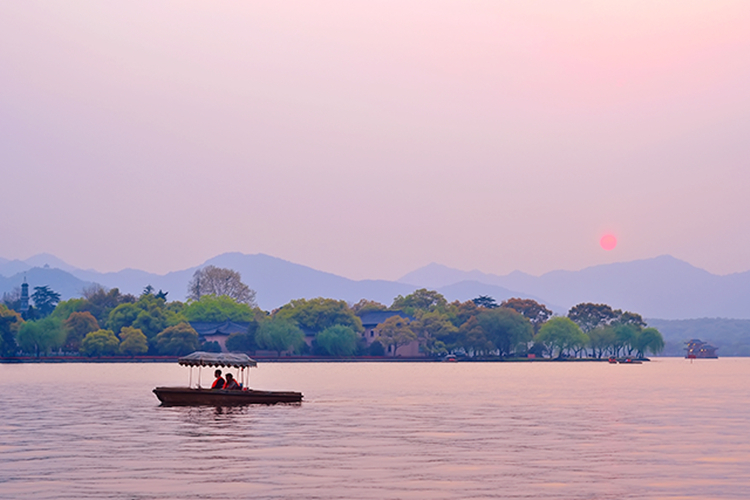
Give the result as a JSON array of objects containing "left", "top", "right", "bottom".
[{"left": 153, "top": 352, "right": 303, "bottom": 406}]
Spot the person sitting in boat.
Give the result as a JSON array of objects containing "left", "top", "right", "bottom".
[
  {"left": 211, "top": 369, "right": 225, "bottom": 390},
  {"left": 223, "top": 373, "right": 241, "bottom": 390}
]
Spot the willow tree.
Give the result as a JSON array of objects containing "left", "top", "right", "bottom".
[
  {"left": 255, "top": 319, "right": 304, "bottom": 356},
  {"left": 635, "top": 328, "right": 665, "bottom": 358},
  {"left": 537, "top": 317, "right": 587, "bottom": 359}
]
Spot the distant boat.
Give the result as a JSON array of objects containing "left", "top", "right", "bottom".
[
  {"left": 685, "top": 339, "right": 718, "bottom": 359},
  {"left": 153, "top": 352, "right": 303, "bottom": 406},
  {"left": 620, "top": 357, "right": 642, "bottom": 364},
  {"left": 608, "top": 356, "right": 642, "bottom": 364}
]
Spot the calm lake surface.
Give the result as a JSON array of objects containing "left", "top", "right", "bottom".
[{"left": 1, "top": 358, "right": 749, "bottom": 499}]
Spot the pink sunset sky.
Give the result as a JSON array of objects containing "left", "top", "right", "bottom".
[{"left": 1, "top": 1, "right": 749, "bottom": 279}]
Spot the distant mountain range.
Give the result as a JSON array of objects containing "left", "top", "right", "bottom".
[
  {"left": 399, "top": 256, "right": 750, "bottom": 320},
  {"left": 1, "top": 253, "right": 749, "bottom": 320}
]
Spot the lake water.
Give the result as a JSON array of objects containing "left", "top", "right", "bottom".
[{"left": 1, "top": 358, "right": 749, "bottom": 499}]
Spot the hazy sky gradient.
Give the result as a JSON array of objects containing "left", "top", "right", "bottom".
[{"left": 2, "top": 1, "right": 749, "bottom": 279}]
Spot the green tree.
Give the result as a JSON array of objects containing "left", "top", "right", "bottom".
[
  {"left": 275, "top": 298, "right": 362, "bottom": 334},
  {"left": 181, "top": 295, "right": 255, "bottom": 323},
  {"left": 537, "top": 317, "right": 587, "bottom": 359},
  {"left": 81, "top": 329, "right": 120, "bottom": 357},
  {"left": 477, "top": 308, "right": 533, "bottom": 356},
  {"left": 616, "top": 311, "right": 647, "bottom": 329},
  {"left": 316, "top": 325, "right": 359, "bottom": 357},
  {"left": 106, "top": 294, "right": 177, "bottom": 340},
  {"left": 472, "top": 296, "right": 499, "bottom": 309},
  {"left": 351, "top": 299, "right": 388, "bottom": 315},
  {"left": 119, "top": 326, "right": 148, "bottom": 356},
  {"left": 500, "top": 298, "right": 553, "bottom": 333},
  {"left": 587, "top": 325, "right": 616, "bottom": 358},
  {"left": 31, "top": 286, "right": 61, "bottom": 317},
  {"left": 368, "top": 340, "right": 385, "bottom": 356},
  {"left": 634, "top": 327, "right": 665, "bottom": 358},
  {"left": 62, "top": 311, "right": 99, "bottom": 351},
  {"left": 413, "top": 310, "right": 459, "bottom": 355},
  {"left": 376, "top": 316, "right": 417, "bottom": 356},
  {"left": 226, "top": 332, "right": 256, "bottom": 353},
  {"left": 200, "top": 340, "right": 222, "bottom": 353},
  {"left": 187, "top": 265, "right": 257, "bottom": 306},
  {"left": 451, "top": 300, "right": 481, "bottom": 327},
  {"left": 80, "top": 286, "right": 136, "bottom": 325},
  {"left": 391, "top": 289, "right": 448, "bottom": 315},
  {"left": 50, "top": 298, "right": 86, "bottom": 321},
  {"left": 457, "top": 316, "right": 492, "bottom": 355},
  {"left": 107, "top": 303, "right": 140, "bottom": 334},
  {"left": 16, "top": 317, "right": 64, "bottom": 356},
  {"left": 568, "top": 303, "right": 619, "bottom": 333},
  {"left": 255, "top": 319, "right": 305, "bottom": 356},
  {"left": 0, "top": 304, "right": 23, "bottom": 356},
  {"left": 131, "top": 309, "right": 167, "bottom": 340},
  {"left": 614, "top": 323, "right": 640, "bottom": 356},
  {"left": 154, "top": 322, "right": 200, "bottom": 356}
]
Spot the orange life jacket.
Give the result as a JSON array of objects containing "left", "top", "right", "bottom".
[{"left": 211, "top": 377, "right": 225, "bottom": 389}]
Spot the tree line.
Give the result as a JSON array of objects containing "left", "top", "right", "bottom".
[{"left": 0, "top": 266, "right": 664, "bottom": 359}]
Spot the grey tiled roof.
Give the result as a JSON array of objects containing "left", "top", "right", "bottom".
[
  {"left": 189, "top": 321, "right": 250, "bottom": 338},
  {"left": 358, "top": 310, "right": 412, "bottom": 328}
]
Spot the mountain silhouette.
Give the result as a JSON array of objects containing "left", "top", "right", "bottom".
[{"left": 2, "top": 253, "right": 749, "bottom": 319}]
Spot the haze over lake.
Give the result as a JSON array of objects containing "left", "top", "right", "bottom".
[{"left": 2, "top": 359, "right": 749, "bottom": 499}]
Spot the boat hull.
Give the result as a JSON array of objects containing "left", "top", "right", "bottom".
[{"left": 153, "top": 387, "right": 303, "bottom": 406}]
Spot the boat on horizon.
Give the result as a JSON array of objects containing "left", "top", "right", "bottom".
[
  {"left": 153, "top": 352, "right": 303, "bottom": 406},
  {"left": 608, "top": 356, "right": 644, "bottom": 364}
]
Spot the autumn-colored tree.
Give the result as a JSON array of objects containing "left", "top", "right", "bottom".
[
  {"left": 500, "top": 298, "right": 553, "bottom": 333},
  {"left": 376, "top": 316, "right": 417, "bottom": 356},
  {"left": 62, "top": 311, "right": 99, "bottom": 351},
  {"left": 0, "top": 304, "right": 23, "bottom": 356}
]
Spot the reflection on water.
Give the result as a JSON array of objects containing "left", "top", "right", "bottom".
[{"left": 1, "top": 359, "right": 750, "bottom": 499}]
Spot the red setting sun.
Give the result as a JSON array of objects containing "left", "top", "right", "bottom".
[{"left": 600, "top": 234, "right": 617, "bottom": 251}]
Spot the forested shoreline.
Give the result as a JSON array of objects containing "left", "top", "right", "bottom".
[{"left": 0, "top": 266, "right": 664, "bottom": 361}]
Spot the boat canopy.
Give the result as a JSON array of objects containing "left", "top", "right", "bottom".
[{"left": 178, "top": 351, "right": 257, "bottom": 368}]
